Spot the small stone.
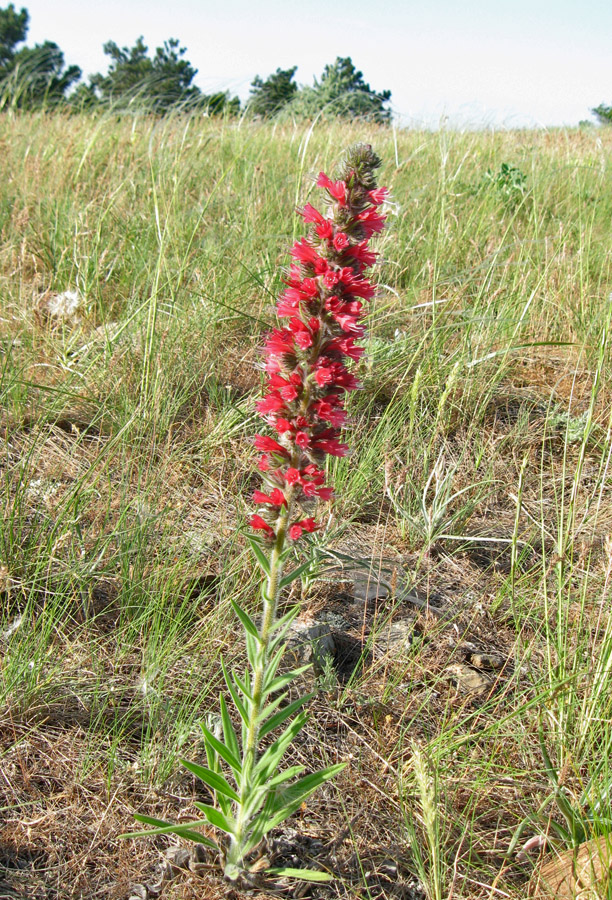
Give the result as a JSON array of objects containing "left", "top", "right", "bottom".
[
  {"left": 445, "top": 664, "right": 492, "bottom": 697},
  {"left": 469, "top": 651, "right": 506, "bottom": 670}
]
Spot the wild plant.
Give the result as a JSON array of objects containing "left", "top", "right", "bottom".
[{"left": 123, "top": 143, "right": 388, "bottom": 886}]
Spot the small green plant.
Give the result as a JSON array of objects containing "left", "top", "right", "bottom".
[
  {"left": 123, "top": 144, "right": 389, "bottom": 886},
  {"left": 483, "top": 161, "right": 527, "bottom": 206},
  {"left": 385, "top": 448, "right": 488, "bottom": 553}
]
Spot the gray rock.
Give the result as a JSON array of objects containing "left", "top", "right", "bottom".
[
  {"left": 373, "top": 619, "right": 414, "bottom": 658},
  {"left": 286, "top": 622, "right": 335, "bottom": 672},
  {"left": 352, "top": 576, "right": 390, "bottom": 602}
]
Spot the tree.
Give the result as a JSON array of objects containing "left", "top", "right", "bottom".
[
  {"left": 248, "top": 66, "right": 297, "bottom": 118},
  {"left": 88, "top": 36, "right": 239, "bottom": 115},
  {"left": 90, "top": 36, "right": 200, "bottom": 111},
  {"left": 0, "top": 3, "right": 80, "bottom": 108},
  {"left": 0, "top": 2, "right": 27, "bottom": 65},
  {"left": 9, "top": 42, "right": 80, "bottom": 106},
  {"left": 291, "top": 57, "right": 391, "bottom": 124},
  {"left": 592, "top": 104, "right": 612, "bottom": 125}
]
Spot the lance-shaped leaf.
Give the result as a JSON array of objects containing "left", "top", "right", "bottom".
[
  {"left": 255, "top": 712, "right": 308, "bottom": 783},
  {"left": 258, "top": 690, "right": 289, "bottom": 723},
  {"left": 193, "top": 801, "right": 235, "bottom": 835},
  {"left": 234, "top": 670, "right": 253, "bottom": 703},
  {"left": 270, "top": 603, "right": 300, "bottom": 634},
  {"left": 261, "top": 644, "right": 286, "bottom": 689},
  {"left": 266, "top": 764, "right": 306, "bottom": 789},
  {"left": 269, "top": 764, "right": 346, "bottom": 819},
  {"left": 279, "top": 560, "right": 313, "bottom": 589},
  {"left": 267, "top": 867, "right": 333, "bottom": 882},
  {"left": 247, "top": 534, "right": 271, "bottom": 576},
  {"left": 199, "top": 721, "right": 242, "bottom": 774},
  {"left": 219, "top": 693, "right": 240, "bottom": 762},
  {"left": 259, "top": 694, "right": 313, "bottom": 738},
  {"left": 181, "top": 759, "right": 240, "bottom": 802},
  {"left": 245, "top": 629, "right": 260, "bottom": 668},
  {"left": 231, "top": 598, "right": 260, "bottom": 640},
  {"left": 222, "top": 660, "right": 248, "bottom": 724},
  {"left": 122, "top": 814, "right": 218, "bottom": 848},
  {"left": 263, "top": 665, "right": 310, "bottom": 697}
]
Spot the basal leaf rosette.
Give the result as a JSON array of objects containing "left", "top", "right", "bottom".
[{"left": 251, "top": 143, "right": 388, "bottom": 542}]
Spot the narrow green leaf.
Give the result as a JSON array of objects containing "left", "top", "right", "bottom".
[
  {"left": 279, "top": 560, "right": 313, "bottom": 589},
  {"left": 267, "top": 867, "right": 333, "bottom": 883},
  {"left": 234, "top": 671, "right": 254, "bottom": 703},
  {"left": 219, "top": 694, "right": 240, "bottom": 762},
  {"left": 268, "top": 764, "right": 346, "bottom": 817},
  {"left": 231, "top": 598, "right": 260, "bottom": 639},
  {"left": 193, "top": 801, "right": 235, "bottom": 835},
  {"left": 122, "top": 814, "right": 217, "bottom": 848},
  {"left": 259, "top": 694, "right": 313, "bottom": 738},
  {"left": 245, "top": 630, "right": 259, "bottom": 668},
  {"left": 203, "top": 725, "right": 218, "bottom": 773},
  {"left": 262, "top": 645, "right": 286, "bottom": 689},
  {"left": 267, "top": 765, "right": 306, "bottom": 788},
  {"left": 181, "top": 759, "right": 240, "bottom": 802},
  {"left": 270, "top": 603, "right": 300, "bottom": 633},
  {"left": 222, "top": 661, "right": 248, "bottom": 724},
  {"left": 258, "top": 691, "right": 289, "bottom": 723},
  {"left": 264, "top": 666, "right": 311, "bottom": 697},
  {"left": 247, "top": 534, "right": 271, "bottom": 576},
  {"left": 200, "top": 722, "right": 243, "bottom": 774},
  {"left": 255, "top": 713, "right": 308, "bottom": 782}
]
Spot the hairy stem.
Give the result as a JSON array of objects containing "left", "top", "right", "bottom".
[{"left": 225, "top": 499, "right": 292, "bottom": 880}]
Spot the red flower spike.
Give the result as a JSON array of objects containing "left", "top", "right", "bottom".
[{"left": 251, "top": 144, "right": 388, "bottom": 542}]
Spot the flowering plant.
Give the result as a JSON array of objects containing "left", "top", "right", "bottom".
[{"left": 125, "top": 144, "right": 388, "bottom": 886}]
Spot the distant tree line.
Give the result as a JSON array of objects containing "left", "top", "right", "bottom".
[
  {"left": 0, "top": 3, "right": 392, "bottom": 121},
  {"left": 592, "top": 104, "right": 612, "bottom": 125}
]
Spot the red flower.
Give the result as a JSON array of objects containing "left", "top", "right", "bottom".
[
  {"left": 253, "top": 489, "right": 287, "bottom": 507},
  {"left": 312, "top": 437, "right": 349, "bottom": 457},
  {"left": 256, "top": 393, "right": 286, "bottom": 415},
  {"left": 333, "top": 232, "right": 349, "bottom": 252},
  {"left": 254, "top": 435, "right": 287, "bottom": 455},
  {"left": 288, "top": 518, "right": 319, "bottom": 541},
  {"left": 250, "top": 514, "right": 274, "bottom": 536},
  {"left": 291, "top": 238, "right": 319, "bottom": 264},
  {"left": 357, "top": 206, "right": 386, "bottom": 238},
  {"left": 316, "top": 172, "right": 347, "bottom": 206},
  {"left": 368, "top": 187, "right": 389, "bottom": 205},
  {"left": 301, "top": 202, "right": 326, "bottom": 224}
]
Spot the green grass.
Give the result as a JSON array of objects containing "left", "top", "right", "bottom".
[{"left": 1, "top": 110, "right": 612, "bottom": 899}]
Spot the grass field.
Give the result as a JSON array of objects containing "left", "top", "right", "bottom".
[{"left": 1, "top": 111, "right": 612, "bottom": 899}]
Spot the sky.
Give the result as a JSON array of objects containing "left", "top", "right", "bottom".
[{"left": 20, "top": 0, "right": 612, "bottom": 128}]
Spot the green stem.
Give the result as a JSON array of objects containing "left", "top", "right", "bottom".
[{"left": 225, "top": 499, "right": 292, "bottom": 880}]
